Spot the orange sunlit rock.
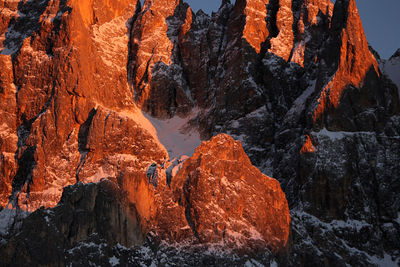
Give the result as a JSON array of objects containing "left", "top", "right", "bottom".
[
  {"left": 269, "top": 0, "right": 294, "bottom": 61},
  {"left": 0, "top": 54, "right": 17, "bottom": 208},
  {"left": 300, "top": 135, "right": 316, "bottom": 154},
  {"left": 129, "top": 0, "right": 180, "bottom": 107},
  {"left": 128, "top": 0, "right": 195, "bottom": 117},
  {"left": 166, "top": 134, "right": 290, "bottom": 252},
  {"left": 0, "top": 0, "right": 142, "bottom": 211},
  {"left": 180, "top": 7, "right": 193, "bottom": 39},
  {"left": 238, "top": 0, "right": 333, "bottom": 62},
  {"left": 291, "top": 41, "right": 306, "bottom": 67},
  {"left": 290, "top": 0, "right": 333, "bottom": 66},
  {"left": 313, "top": 0, "right": 379, "bottom": 123},
  {"left": 240, "top": 0, "right": 270, "bottom": 53},
  {"left": 303, "top": 0, "right": 334, "bottom": 25}
]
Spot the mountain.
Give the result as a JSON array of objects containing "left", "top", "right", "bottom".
[
  {"left": 0, "top": 0, "right": 399, "bottom": 266},
  {"left": 381, "top": 49, "right": 400, "bottom": 95},
  {"left": 0, "top": 134, "right": 290, "bottom": 265}
]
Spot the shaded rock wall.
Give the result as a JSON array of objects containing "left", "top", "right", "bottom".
[{"left": 0, "top": 180, "right": 144, "bottom": 266}]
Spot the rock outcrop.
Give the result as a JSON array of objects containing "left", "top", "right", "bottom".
[
  {"left": 128, "top": 0, "right": 194, "bottom": 117},
  {"left": 0, "top": 134, "right": 290, "bottom": 265},
  {"left": 0, "top": 55, "right": 17, "bottom": 208},
  {"left": 170, "top": 134, "right": 290, "bottom": 252},
  {"left": 313, "top": 0, "right": 381, "bottom": 128},
  {"left": 381, "top": 48, "right": 400, "bottom": 94},
  {"left": 0, "top": 180, "right": 144, "bottom": 266},
  {"left": 0, "top": 0, "right": 170, "bottom": 213}
]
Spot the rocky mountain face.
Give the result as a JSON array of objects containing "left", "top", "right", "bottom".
[
  {"left": 0, "top": 0, "right": 163, "bottom": 213},
  {"left": 0, "top": 134, "right": 290, "bottom": 266},
  {"left": 168, "top": 134, "right": 290, "bottom": 252},
  {"left": 0, "top": 0, "right": 399, "bottom": 266},
  {"left": 381, "top": 48, "right": 400, "bottom": 95},
  {"left": 0, "top": 180, "right": 144, "bottom": 266}
]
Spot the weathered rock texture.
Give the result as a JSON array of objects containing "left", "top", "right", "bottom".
[
  {"left": 0, "top": 180, "right": 144, "bottom": 266},
  {"left": 0, "top": 0, "right": 399, "bottom": 265},
  {"left": 313, "top": 0, "right": 380, "bottom": 128},
  {"left": 0, "top": 134, "right": 290, "bottom": 265},
  {"left": 170, "top": 134, "right": 290, "bottom": 252},
  {"left": 0, "top": 0, "right": 170, "bottom": 213},
  {"left": 145, "top": 134, "right": 290, "bottom": 253},
  {"left": 0, "top": 54, "right": 17, "bottom": 208}
]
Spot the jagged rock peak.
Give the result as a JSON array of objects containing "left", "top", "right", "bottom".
[
  {"left": 192, "top": 133, "right": 253, "bottom": 161},
  {"left": 129, "top": 0, "right": 194, "bottom": 117},
  {"left": 170, "top": 134, "right": 291, "bottom": 252},
  {"left": 390, "top": 48, "right": 400, "bottom": 60},
  {"left": 300, "top": 0, "right": 334, "bottom": 24},
  {"left": 220, "top": 0, "right": 231, "bottom": 7},
  {"left": 231, "top": 0, "right": 270, "bottom": 53},
  {"left": 229, "top": 0, "right": 333, "bottom": 59},
  {"left": 313, "top": 0, "right": 379, "bottom": 124}
]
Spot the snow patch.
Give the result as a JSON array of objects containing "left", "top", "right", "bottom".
[
  {"left": 312, "top": 128, "right": 375, "bottom": 141},
  {"left": 368, "top": 253, "right": 398, "bottom": 267},
  {"left": 0, "top": 27, "right": 22, "bottom": 55},
  {"left": 85, "top": 167, "right": 111, "bottom": 183},
  {"left": 144, "top": 112, "right": 201, "bottom": 160},
  {"left": 109, "top": 256, "right": 120, "bottom": 266},
  {"left": 244, "top": 259, "right": 265, "bottom": 267},
  {"left": 270, "top": 260, "right": 278, "bottom": 267},
  {"left": 293, "top": 210, "right": 371, "bottom": 234},
  {"left": 0, "top": 208, "right": 16, "bottom": 236},
  {"left": 0, "top": 207, "right": 29, "bottom": 236},
  {"left": 292, "top": 210, "right": 399, "bottom": 266},
  {"left": 166, "top": 155, "right": 189, "bottom": 181},
  {"left": 285, "top": 80, "right": 316, "bottom": 121},
  {"left": 314, "top": 128, "right": 346, "bottom": 140}
]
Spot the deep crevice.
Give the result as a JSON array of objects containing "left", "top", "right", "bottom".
[
  {"left": 11, "top": 83, "right": 56, "bottom": 202},
  {"left": 76, "top": 108, "right": 97, "bottom": 181},
  {"left": 182, "top": 174, "right": 200, "bottom": 240},
  {"left": 266, "top": 0, "right": 280, "bottom": 39}
]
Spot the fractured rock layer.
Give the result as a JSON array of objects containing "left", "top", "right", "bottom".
[
  {"left": 0, "top": 0, "right": 399, "bottom": 265},
  {"left": 170, "top": 134, "right": 290, "bottom": 252}
]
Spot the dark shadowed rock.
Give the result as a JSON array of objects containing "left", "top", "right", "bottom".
[{"left": 0, "top": 180, "right": 144, "bottom": 266}]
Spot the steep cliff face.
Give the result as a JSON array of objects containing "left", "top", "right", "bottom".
[
  {"left": 0, "top": 180, "right": 144, "bottom": 266},
  {"left": 0, "top": 134, "right": 290, "bottom": 265},
  {"left": 273, "top": 1, "right": 400, "bottom": 265},
  {"left": 166, "top": 134, "right": 290, "bottom": 252},
  {"left": 0, "top": 54, "right": 17, "bottom": 208},
  {"left": 128, "top": 0, "right": 195, "bottom": 117},
  {"left": 0, "top": 0, "right": 170, "bottom": 212},
  {"left": 0, "top": 0, "right": 399, "bottom": 265},
  {"left": 313, "top": 0, "right": 381, "bottom": 129}
]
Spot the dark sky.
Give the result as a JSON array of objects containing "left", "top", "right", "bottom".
[{"left": 185, "top": 0, "right": 400, "bottom": 59}]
